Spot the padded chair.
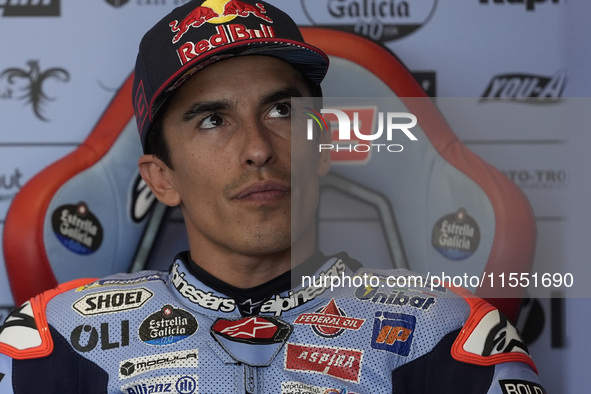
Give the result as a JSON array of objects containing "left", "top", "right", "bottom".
[{"left": 2, "top": 28, "right": 536, "bottom": 321}]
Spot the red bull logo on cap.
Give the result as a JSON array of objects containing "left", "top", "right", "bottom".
[{"left": 169, "top": 0, "right": 273, "bottom": 44}]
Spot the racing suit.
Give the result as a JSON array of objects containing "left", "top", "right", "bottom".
[{"left": 0, "top": 252, "right": 546, "bottom": 393}]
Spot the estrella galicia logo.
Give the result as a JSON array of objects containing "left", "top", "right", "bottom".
[
  {"left": 139, "top": 305, "right": 198, "bottom": 346},
  {"left": 0, "top": 60, "right": 70, "bottom": 121},
  {"left": 481, "top": 70, "right": 567, "bottom": 103},
  {"left": 0, "top": 0, "right": 60, "bottom": 17},
  {"left": 371, "top": 311, "right": 415, "bottom": 356},
  {"left": 51, "top": 202, "right": 104, "bottom": 255},
  {"left": 431, "top": 208, "right": 480, "bottom": 261},
  {"left": 301, "top": 0, "right": 438, "bottom": 43}
]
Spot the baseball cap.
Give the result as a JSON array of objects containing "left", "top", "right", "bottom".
[{"left": 132, "top": 0, "right": 329, "bottom": 151}]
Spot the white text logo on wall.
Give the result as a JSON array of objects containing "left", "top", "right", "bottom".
[
  {"left": 304, "top": 107, "right": 418, "bottom": 163},
  {"left": 481, "top": 70, "right": 567, "bottom": 102},
  {"left": 0, "top": 168, "right": 23, "bottom": 205},
  {"left": 301, "top": 0, "right": 438, "bottom": 43},
  {"left": 0, "top": 0, "right": 59, "bottom": 17},
  {"left": 0, "top": 61, "right": 70, "bottom": 121}
]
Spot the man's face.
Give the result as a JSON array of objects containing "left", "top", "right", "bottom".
[{"left": 158, "top": 55, "right": 329, "bottom": 260}]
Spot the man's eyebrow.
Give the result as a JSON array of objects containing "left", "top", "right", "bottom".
[
  {"left": 260, "top": 87, "right": 304, "bottom": 107},
  {"left": 182, "top": 100, "right": 232, "bottom": 122}
]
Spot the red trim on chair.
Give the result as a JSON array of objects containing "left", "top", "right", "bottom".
[
  {"left": 302, "top": 28, "right": 536, "bottom": 321},
  {"left": 3, "top": 75, "right": 135, "bottom": 305}
]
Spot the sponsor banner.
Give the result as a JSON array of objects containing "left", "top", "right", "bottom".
[
  {"left": 72, "top": 288, "right": 153, "bottom": 316},
  {"left": 284, "top": 343, "right": 363, "bottom": 383},
  {"left": 139, "top": 305, "right": 198, "bottom": 346},
  {"left": 119, "top": 349, "right": 198, "bottom": 379},
  {"left": 120, "top": 374, "right": 198, "bottom": 394}
]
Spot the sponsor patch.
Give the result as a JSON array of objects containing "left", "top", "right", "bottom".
[
  {"left": 120, "top": 374, "right": 198, "bottom": 394},
  {"left": 139, "top": 305, "right": 198, "bottom": 346},
  {"left": 211, "top": 316, "right": 291, "bottom": 344},
  {"left": 259, "top": 259, "right": 348, "bottom": 316},
  {"left": 432, "top": 208, "right": 480, "bottom": 261},
  {"left": 370, "top": 312, "right": 415, "bottom": 356},
  {"left": 355, "top": 287, "right": 436, "bottom": 311},
  {"left": 119, "top": 349, "right": 198, "bottom": 379},
  {"left": 70, "top": 320, "right": 129, "bottom": 353},
  {"left": 76, "top": 274, "right": 163, "bottom": 292},
  {"left": 284, "top": 343, "right": 363, "bottom": 383},
  {"left": 294, "top": 299, "right": 364, "bottom": 338},
  {"left": 499, "top": 379, "right": 546, "bottom": 394},
  {"left": 72, "top": 288, "right": 153, "bottom": 316},
  {"left": 51, "top": 202, "right": 103, "bottom": 255},
  {"left": 171, "top": 263, "right": 236, "bottom": 312},
  {"left": 281, "top": 381, "right": 357, "bottom": 394}
]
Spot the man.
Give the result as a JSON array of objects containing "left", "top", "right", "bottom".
[{"left": 0, "top": 0, "right": 546, "bottom": 393}]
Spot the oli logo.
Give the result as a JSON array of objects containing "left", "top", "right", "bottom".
[{"left": 304, "top": 107, "right": 418, "bottom": 163}]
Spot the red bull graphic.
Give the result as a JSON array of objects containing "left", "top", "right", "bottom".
[{"left": 170, "top": 0, "right": 273, "bottom": 44}]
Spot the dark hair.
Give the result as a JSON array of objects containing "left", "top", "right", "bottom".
[{"left": 143, "top": 96, "right": 174, "bottom": 169}]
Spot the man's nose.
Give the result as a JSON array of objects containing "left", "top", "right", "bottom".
[{"left": 240, "top": 120, "right": 277, "bottom": 168}]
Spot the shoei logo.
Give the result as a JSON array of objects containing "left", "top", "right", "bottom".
[
  {"left": 304, "top": 107, "right": 418, "bottom": 163},
  {"left": 169, "top": 0, "right": 273, "bottom": 44}
]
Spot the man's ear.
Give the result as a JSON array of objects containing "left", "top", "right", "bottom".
[
  {"left": 138, "top": 154, "right": 181, "bottom": 207},
  {"left": 317, "top": 127, "right": 332, "bottom": 177}
]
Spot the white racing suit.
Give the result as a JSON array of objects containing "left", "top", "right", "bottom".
[{"left": 0, "top": 252, "right": 546, "bottom": 393}]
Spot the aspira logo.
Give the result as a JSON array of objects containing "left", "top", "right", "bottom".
[{"left": 304, "top": 107, "right": 418, "bottom": 163}]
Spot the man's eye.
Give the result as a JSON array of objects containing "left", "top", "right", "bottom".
[
  {"left": 268, "top": 103, "right": 291, "bottom": 118},
  {"left": 199, "top": 114, "right": 224, "bottom": 129}
]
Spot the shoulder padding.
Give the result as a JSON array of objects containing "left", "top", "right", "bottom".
[
  {"left": 449, "top": 288, "right": 537, "bottom": 373},
  {"left": 0, "top": 278, "right": 96, "bottom": 360}
]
